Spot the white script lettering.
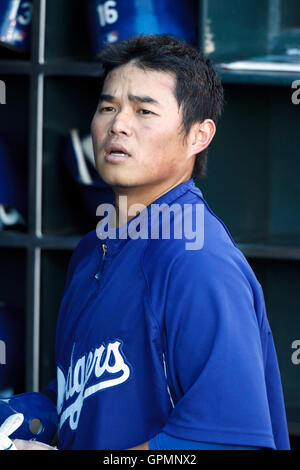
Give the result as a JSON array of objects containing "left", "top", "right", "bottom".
[{"left": 57, "top": 340, "right": 131, "bottom": 430}]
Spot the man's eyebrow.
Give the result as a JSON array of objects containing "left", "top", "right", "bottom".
[
  {"left": 99, "top": 93, "right": 116, "bottom": 103},
  {"left": 99, "top": 93, "right": 160, "bottom": 106},
  {"left": 128, "top": 94, "right": 160, "bottom": 105}
]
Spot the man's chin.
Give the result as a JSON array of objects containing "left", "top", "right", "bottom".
[
  {"left": 97, "top": 165, "right": 156, "bottom": 190},
  {"left": 99, "top": 173, "right": 138, "bottom": 189}
]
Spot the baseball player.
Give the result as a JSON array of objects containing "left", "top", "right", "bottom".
[{"left": 13, "top": 34, "right": 290, "bottom": 450}]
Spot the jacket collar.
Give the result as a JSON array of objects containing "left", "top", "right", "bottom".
[{"left": 96, "top": 178, "right": 200, "bottom": 257}]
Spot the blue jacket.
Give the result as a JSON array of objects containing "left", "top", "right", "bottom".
[{"left": 53, "top": 178, "right": 290, "bottom": 450}]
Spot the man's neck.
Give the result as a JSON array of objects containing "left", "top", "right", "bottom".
[{"left": 111, "top": 176, "right": 191, "bottom": 229}]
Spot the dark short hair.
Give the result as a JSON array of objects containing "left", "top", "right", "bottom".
[{"left": 98, "top": 34, "right": 224, "bottom": 179}]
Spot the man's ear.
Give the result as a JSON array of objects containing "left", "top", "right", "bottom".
[{"left": 190, "top": 119, "right": 216, "bottom": 156}]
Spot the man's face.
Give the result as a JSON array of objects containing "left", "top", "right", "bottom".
[{"left": 91, "top": 62, "right": 195, "bottom": 191}]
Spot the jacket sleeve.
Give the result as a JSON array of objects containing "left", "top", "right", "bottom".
[{"left": 154, "top": 247, "right": 280, "bottom": 449}]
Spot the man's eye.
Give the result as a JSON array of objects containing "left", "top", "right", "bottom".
[
  {"left": 99, "top": 106, "right": 115, "bottom": 112},
  {"left": 138, "top": 109, "right": 153, "bottom": 115}
]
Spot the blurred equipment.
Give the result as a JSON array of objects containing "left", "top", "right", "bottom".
[
  {"left": 0, "top": 0, "right": 33, "bottom": 54},
  {"left": 0, "top": 302, "right": 24, "bottom": 391},
  {"left": 0, "top": 413, "right": 23, "bottom": 450},
  {"left": 0, "top": 135, "right": 27, "bottom": 230},
  {"left": 62, "top": 129, "right": 114, "bottom": 220},
  {"left": 86, "top": 0, "right": 198, "bottom": 58},
  {"left": 0, "top": 392, "right": 58, "bottom": 444}
]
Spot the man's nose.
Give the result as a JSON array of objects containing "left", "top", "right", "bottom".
[{"left": 108, "top": 111, "right": 133, "bottom": 136}]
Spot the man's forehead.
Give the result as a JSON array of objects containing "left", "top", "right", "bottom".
[{"left": 102, "top": 63, "right": 176, "bottom": 96}]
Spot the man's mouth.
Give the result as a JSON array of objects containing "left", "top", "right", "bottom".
[{"left": 105, "top": 144, "right": 131, "bottom": 162}]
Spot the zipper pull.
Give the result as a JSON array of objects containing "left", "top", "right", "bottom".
[{"left": 95, "top": 243, "right": 107, "bottom": 280}]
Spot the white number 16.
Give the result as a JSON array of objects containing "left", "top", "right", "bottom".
[{"left": 97, "top": 1, "right": 118, "bottom": 27}]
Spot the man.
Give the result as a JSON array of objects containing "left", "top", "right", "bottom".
[{"left": 16, "top": 34, "right": 290, "bottom": 450}]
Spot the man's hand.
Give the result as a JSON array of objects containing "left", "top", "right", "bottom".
[
  {"left": 127, "top": 441, "right": 149, "bottom": 450},
  {"left": 14, "top": 439, "right": 148, "bottom": 450},
  {"left": 0, "top": 414, "right": 24, "bottom": 450},
  {"left": 14, "top": 440, "right": 148, "bottom": 450},
  {"left": 13, "top": 439, "right": 57, "bottom": 450}
]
